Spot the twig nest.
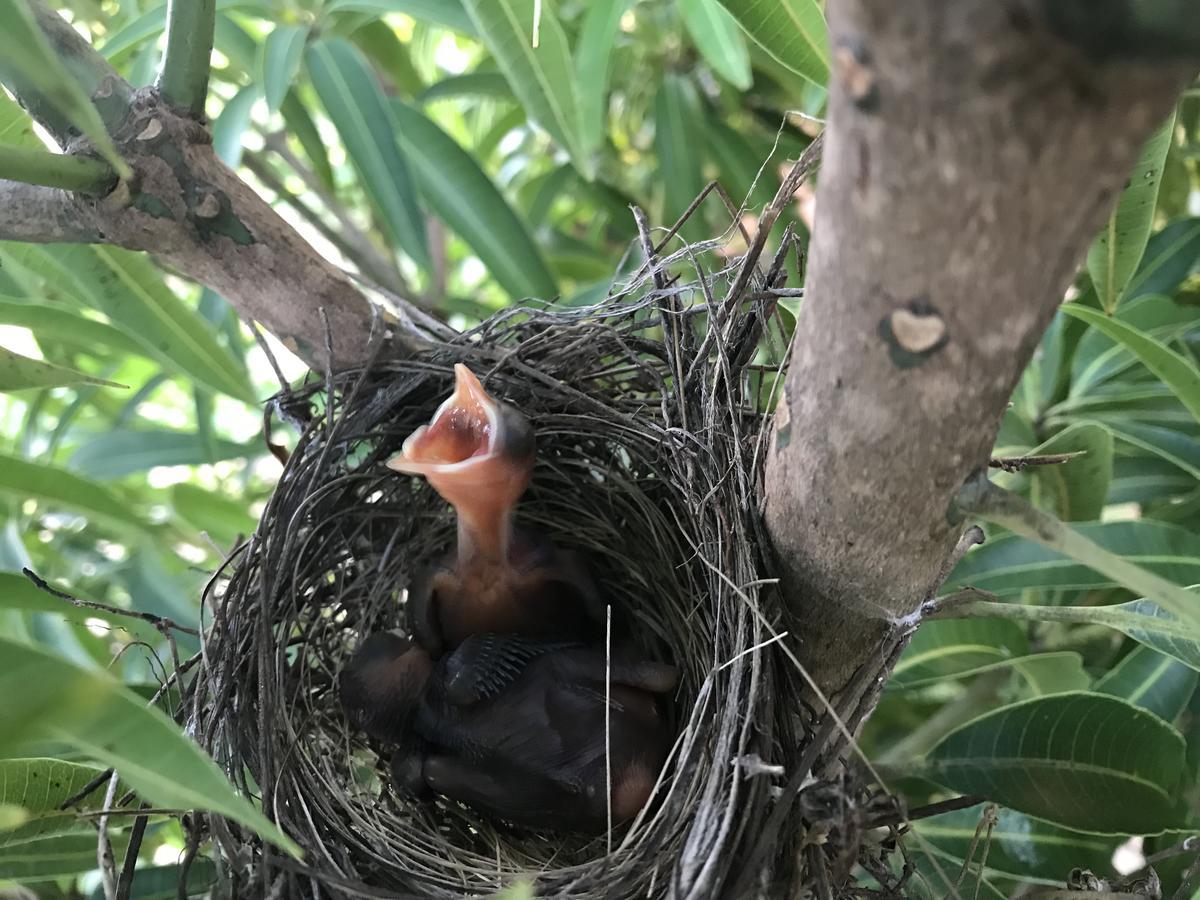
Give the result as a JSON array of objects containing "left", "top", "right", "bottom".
[{"left": 185, "top": 285, "right": 809, "bottom": 897}]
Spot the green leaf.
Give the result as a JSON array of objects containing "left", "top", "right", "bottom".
[
  {"left": 705, "top": 118, "right": 775, "bottom": 209},
  {"left": 943, "top": 596, "right": 1200, "bottom": 674},
  {"left": 323, "top": 0, "right": 476, "bottom": 35},
  {"left": 0, "top": 86, "right": 41, "bottom": 149},
  {"left": 0, "top": 636, "right": 301, "bottom": 857},
  {"left": 279, "top": 90, "right": 335, "bottom": 189},
  {"left": 678, "top": 0, "right": 752, "bottom": 89},
  {"left": 1087, "top": 113, "right": 1176, "bottom": 313},
  {"left": 89, "top": 860, "right": 218, "bottom": 899},
  {"left": 1069, "top": 293, "right": 1196, "bottom": 399},
  {"left": 1027, "top": 422, "right": 1113, "bottom": 521},
  {"left": 574, "top": 0, "right": 628, "bottom": 155},
  {"left": 1109, "top": 455, "right": 1196, "bottom": 505},
  {"left": 923, "top": 692, "right": 1185, "bottom": 834},
  {"left": 0, "top": 573, "right": 141, "bottom": 629},
  {"left": 914, "top": 807, "right": 1119, "bottom": 885},
  {"left": 351, "top": 21, "right": 425, "bottom": 98},
  {"left": 0, "top": 348, "right": 125, "bottom": 392},
  {"left": 462, "top": 0, "right": 592, "bottom": 179},
  {"left": 306, "top": 39, "right": 430, "bottom": 269},
  {"left": 1012, "top": 652, "right": 1091, "bottom": 696},
  {"left": 716, "top": 0, "right": 828, "bottom": 87},
  {"left": 170, "top": 483, "right": 257, "bottom": 547},
  {"left": 418, "top": 72, "right": 513, "bottom": 104},
  {"left": 0, "top": 759, "right": 113, "bottom": 847},
  {"left": 99, "top": 0, "right": 264, "bottom": 60},
  {"left": 655, "top": 73, "right": 707, "bottom": 243},
  {"left": 1106, "top": 598, "right": 1200, "bottom": 672},
  {"left": 68, "top": 430, "right": 258, "bottom": 480},
  {"left": 0, "top": 298, "right": 152, "bottom": 359},
  {"left": 1062, "top": 303, "right": 1200, "bottom": 426},
  {"left": 948, "top": 520, "right": 1200, "bottom": 596},
  {"left": 1095, "top": 645, "right": 1198, "bottom": 721},
  {"left": 211, "top": 84, "right": 258, "bottom": 167},
  {"left": 0, "top": 452, "right": 151, "bottom": 532},
  {"left": 1103, "top": 419, "right": 1200, "bottom": 481},
  {"left": 0, "top": 0, "right": 130, "bottom": 178},
  {"left": 890, "top": 619, "right": 1028, "bottom": 690},
  {"left": 0, "top": 832, "right": 131, "bottom": 882},
  {"left": 1123, "top": 218, "right": 1200, "bottom": 302},
  {"left": 261, "top": 24, "right": 309, "bottom": 114},
  {"left": 391, "top": 102, "right": 555, "bottom": 299},
  {"left": 0, "top": 244, "right": 255, "bottom": 404}
]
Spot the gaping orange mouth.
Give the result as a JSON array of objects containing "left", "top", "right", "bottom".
[{"left": 388, "top": 364, "right": 498, "bottom": 474}]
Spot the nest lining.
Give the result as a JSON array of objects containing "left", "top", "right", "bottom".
[{"left": 182, "top": 244, "right": 821, "bottom": 898}]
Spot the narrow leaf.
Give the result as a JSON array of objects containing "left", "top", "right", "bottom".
[
  {"left": 954, "top": 478, "right": 1200, "bottom": 631},
  {"left": 261, "top": 24, "right": 309, "bottom": 114},
  {"left": 0, "top": 832, "right": 131, "bottom": 881},
  {"left": 1062, "top": 303, "right": 1200, "bottom": 426},
  {"left": 0, "top": 452, "right": 152, "bottom": 532},
  {"left": 0, "top": 298, "right": 151, "bottom": 359},
  {"left": 211, "top": 84, "right": 259, "bottom": 167},
  {"left": 934, "top": 596, "right": 1200, "bottom": 674},
  {"left": 947, "top": 519, "right": 1200, "bottom": 597},
  {"left": 280, "top": 90, "right": 335, "bottom": 189},
  {"left": 1095, "top": 645, "right": 1198, "bottom": 721},
  {"left": 418, "top": 72, "right": 513, "bottom": 104},
  {"left": 915, "top": 807, "right": 1119, "bottom": 885},
  {"left": 924, "top": 692, "right": 1185, "bottom": 834},
  {"left": 891, "top": 618, "right": 1028, "bottom": 690},
  {"left": 574, "top": 0, "right": 628, "bottom": 155},
  {"left": 1123, "top": 218, "right": 1200, "bottom": 302},
  {"left": 306, "top": 39, "right": 430, "bottom": 268},
  {"left": 391, "top": 102, "right": 556, "bottom": 299},
  {"left": 170, "top": 483, "right": 257, "bottom": 546},
  {"left": 0, "top": 636, "right": 301, "bottom": 857},
  {"left": 0, "top": 244, "right": 255, "bottom": 404},
  {"left": 100, "top": 0, "right": 264, "bottom": 60},
  {"left": 323, "top": 0, "right": 476, "bottom": 35},
  {"left": 0, "top": 0, "right": 130, "bottom": 178},
  {"left": 1069, "top": 293, "right": 1196, "bottom": 399},
  {"left": 1087, "top": 113, "right": 1176, "bottom": 313},
  {"left": 462, "top": 0, "right": 593, "bottom": 178},
  {"left": 679, "top": 0, "right": 752, "bottom": 89},
  {"left": 0, "top": 348, "right": 125, "bottom": 392},
  {"left": 1028, "top": 422, "right": 1113, "bottom": 521},
  {"left": 655, "top": 73, "right": 707, "bottom": 243},
  {"left": 716, "top": 0, "right": 829, "bottom": 87},
  {"left": 68, "top": 430, "right": 258, "bottom": 480}
]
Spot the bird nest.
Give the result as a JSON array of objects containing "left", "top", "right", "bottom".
[{"left": 176, "top": 186, "right": 890, "bottom": 896}]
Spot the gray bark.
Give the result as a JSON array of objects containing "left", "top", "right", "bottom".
[{"left": 764, "top": 0, "right": 1198, "bottom": 694}]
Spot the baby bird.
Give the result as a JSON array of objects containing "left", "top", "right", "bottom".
[
  {"left": 388, "top": 364, "right": 601, "bottom": 656},
  {"left": 339, "top": 631, "right": 677, "bottom": 832}
]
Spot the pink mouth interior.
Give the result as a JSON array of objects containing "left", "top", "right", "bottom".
[{"left": 408, "top": 403, "right": 492, "bottom": 465}]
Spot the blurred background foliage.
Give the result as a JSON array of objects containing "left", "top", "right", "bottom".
[{"left": 1, "top": 0, "right": 1200, "bottom": 895}]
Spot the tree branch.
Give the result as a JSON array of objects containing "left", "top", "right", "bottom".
[
  {"left": 0, "top": 10, "right": 442, "bottom": 371},
  {"left": 157, "top": 0, "right": 215, "bottom": 118},
  {"left": 0, "top": 179, "right": 106, "bottom": 242},
  {"left": 0, "top": 146, "right": 115, "bottom": 193},
  {"left": 762, "top": 0, "right": 1198, "bottom": 694}
]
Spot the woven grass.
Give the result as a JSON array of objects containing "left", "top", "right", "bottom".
[{"left": 175, "top": 139, "right": 912, "bottom": 899}]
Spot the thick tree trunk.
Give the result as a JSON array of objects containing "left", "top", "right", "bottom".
[{"left": 764, "top": 0, "right": 1197, "bottom": 694}]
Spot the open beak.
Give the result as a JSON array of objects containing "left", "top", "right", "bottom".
[
  {"left": 387, "top": 365, "right": 533, "bottom": 558},
  {"left": 388, "top": 365, "right": 500, "bottom": 477}
]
